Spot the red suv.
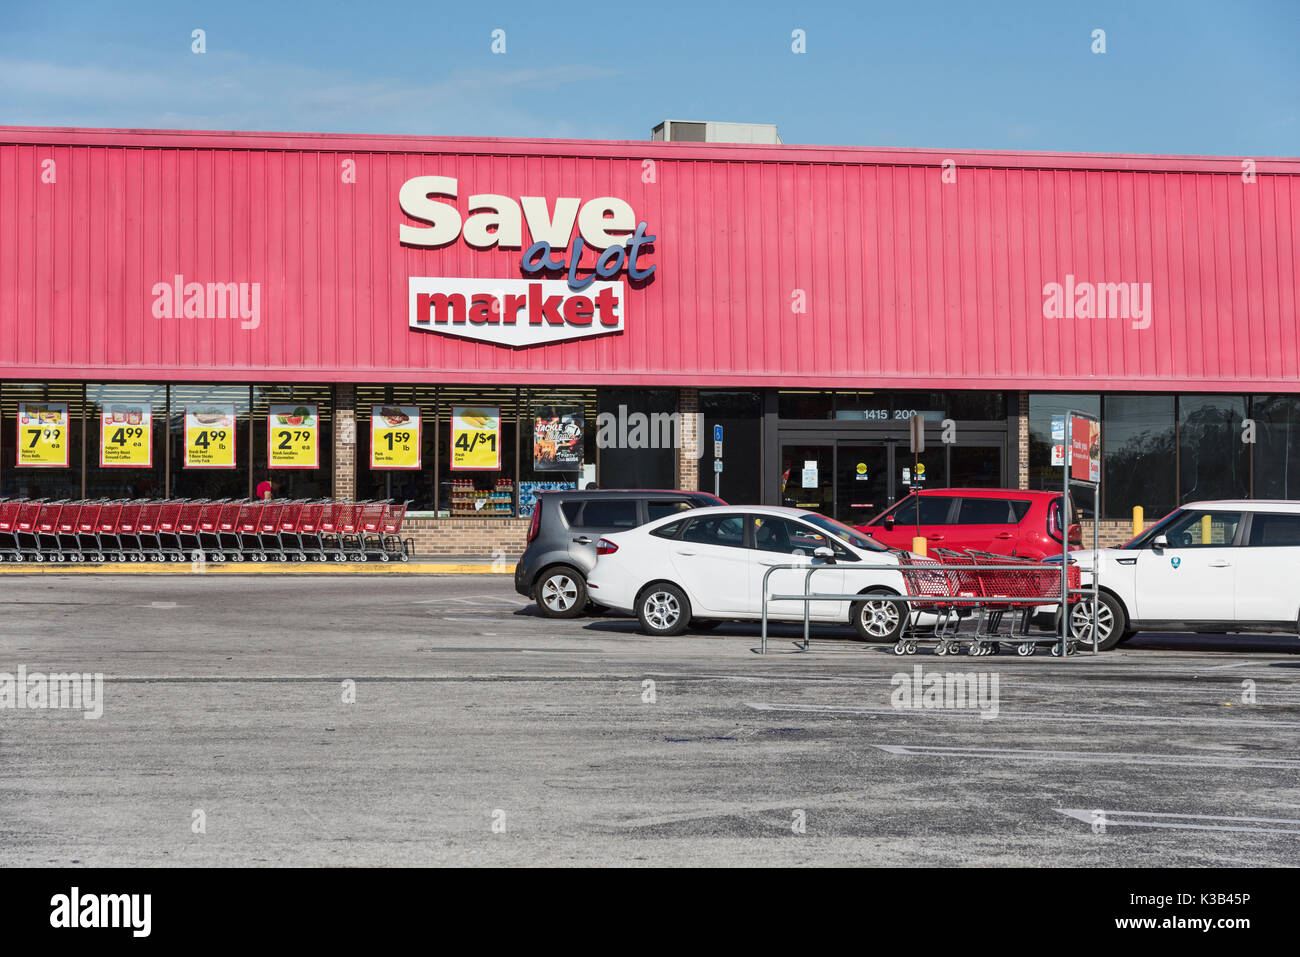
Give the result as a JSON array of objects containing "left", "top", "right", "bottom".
[{"left": 855, "top": 488, "right": 1081, "bottom": 559}]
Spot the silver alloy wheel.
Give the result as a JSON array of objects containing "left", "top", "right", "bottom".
[
  {"left": 1069, "top": 597, "right": 1114, "bottom": 644},
  {"left": 643, "top": 589, "right": 682, "bottom": 631},
  {"left": 541, "top": 573, "right": 579, "bottom": 613},
  {"left": 860, "top": 598, "right": 901, "bottom": 639}
]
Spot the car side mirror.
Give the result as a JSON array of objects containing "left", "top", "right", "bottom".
[
  {"left": 1152, "top": 535, "right": 1168, "bottom": 550},
  {"left": 883, "top": 516, "right": 896, "bottom": 530},
  {"left": 813, "top": 545, "right": 836, "bottom": 563}
]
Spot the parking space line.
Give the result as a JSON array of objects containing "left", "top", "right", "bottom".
[
  {"left": 1055, "top": 808, "right": 1300, "bottom": 833},
  {"left": 748, "top": 702, "right": 1300, "bottom": 729},
  {"left": 874, "top": 744, "right": 1300, "bottom": 770}
]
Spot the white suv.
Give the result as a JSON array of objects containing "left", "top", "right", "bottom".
[{"left": 1070, "top": 500, "right": 1300, "bottom": 650}]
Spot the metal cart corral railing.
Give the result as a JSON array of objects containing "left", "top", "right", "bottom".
[{"left": 758, "top": 557, "right": 1094, "bottom": 656}]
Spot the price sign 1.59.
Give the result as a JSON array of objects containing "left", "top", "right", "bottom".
[{"left": 369, "top": 405, "right": 422, "bottom": 470}]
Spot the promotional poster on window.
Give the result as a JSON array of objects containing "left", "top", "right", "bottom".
[{"left": 533, "top": 407, "right": 584, "bottom": 472}]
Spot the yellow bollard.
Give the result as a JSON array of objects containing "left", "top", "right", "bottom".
[
  {"left": 912, "top": 536, "right": 927, "bottom": 557},
  {"left": 1202, "top": 513, "right": 1213, "bottom": 545},
  {"left": 1132, "top": 506, "right": 1143, "bottom": 538}
]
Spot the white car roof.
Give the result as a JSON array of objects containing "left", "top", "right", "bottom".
[
  {"left": 1183, "top": 500, "right": 1300, "bottom": 513},
  {"left": 675, "top": 505, "right": 827, "bottom": 519}
]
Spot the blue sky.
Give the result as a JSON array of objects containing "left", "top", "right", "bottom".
[{"left": 1, "top": 0, "right": 1297, "bottom": 156}]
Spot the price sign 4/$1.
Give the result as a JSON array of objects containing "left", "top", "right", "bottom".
[
  {"left": 451, "top": 406, "right": 501, "bottom": 470},
  {"left": 18, "top": 402, "right": 70, "bottom": 468}
]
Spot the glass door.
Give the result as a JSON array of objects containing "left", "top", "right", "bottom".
[
  {"left": 780, "top": 444, "right": 833, "bottom": 514},
  {"left": 836, "top": 444, "right": 889, "bottom": 525}
]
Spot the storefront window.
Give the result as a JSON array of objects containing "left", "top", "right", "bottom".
[
  {"left": 1028, "top": 394, "right": 1102, "bottom": 491},
  {"left": 1103, "top": 395, "right": 1175, "bottom": 520},
  {"left": 519, "top": 387, "right": 596, "bottom": 516},
  {"left": 1, "top": 382, "right": 85, "bottom": 499},
  {"left": 167, "top": 385, "right": 251, "bottom": 499},
  {"left": 252, "top": 385, "right": 334, "bottom": 499},
  {"left": 778, "top": 390, "right": 833, "bottom": 420},
  {"left": 437, "top": 386, "right": 519, "bottom": 516},
  {"left": 1251, "top": 395, "right": 1300, "bottom": 499},
  {"left": 1178, "top": 395, "right": 1248, "bottom": 504},
  {"left": 596, "top": 388, "right": 677, "bottom": 490},
  {"left": 85, "top": 384, "right": 167, "bottom": 499},
  {"left": 833, "top": 392, "right": 891, "bottom": 421},
  {"left": 356, "top": 386, "right": 438, "bottom": 509},
  {"left": 697, "top": 390, "right": 762, "bottom": 504}
]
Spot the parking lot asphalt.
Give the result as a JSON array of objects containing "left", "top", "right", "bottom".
[{"left": 1, "top": 574, "right": 1297, "bottom": 867}]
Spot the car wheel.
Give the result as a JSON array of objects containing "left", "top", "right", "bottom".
[
  {"left": 1069, "top": 591, "right": 1127, "bottom": 651},
  {"left": 535, "top": 566, "right": 587, "bottom": 619},
  {"left": 851, "top": 588, "right": 906, "bottom": 643},
  {"left": 636, "top": 583, "right": 690, "bottom": 636}
]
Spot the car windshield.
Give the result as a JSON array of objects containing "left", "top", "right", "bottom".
[
  {"left": 800, "top": 513, "right": 887, "bottom": 551},
  {"left": 1119, "top": 508, "right": 1186, "bottom": 550}
]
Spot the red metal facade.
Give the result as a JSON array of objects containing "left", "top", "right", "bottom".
[{"left": 1, "top": 126, "right": 1297, "bottom": 391}]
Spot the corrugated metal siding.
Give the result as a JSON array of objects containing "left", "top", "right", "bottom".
[{"left": 0, "top": 127, "right": 1297, "bottom": 390}]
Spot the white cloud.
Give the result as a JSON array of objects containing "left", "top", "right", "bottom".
[{"left": 0, "top": 53, "right": 622, "bottom": 137}]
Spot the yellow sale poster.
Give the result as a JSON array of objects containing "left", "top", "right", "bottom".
[
  {"left": 185, "top": 405, "right": 236, "bottom": 469},
  {"left": 100, "top": 403, "right": 152, "bottom": 468},
  {"left": 451, "top": 406, "right": 501, "bottom": 470},
  {"left": 370, "top": 405, "right": 421, "bottom": 469},
  {"left": 17, "top": 402, "right": 69, "bottom": 468},
  {"left": 268, "top": 403, "right": 319, "bottom": 469}
]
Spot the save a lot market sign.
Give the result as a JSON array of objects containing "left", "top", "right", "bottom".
[{"left": 399, "top": 175, "right": 656, "bottom": 347}]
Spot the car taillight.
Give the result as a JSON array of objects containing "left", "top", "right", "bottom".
[
  {"left": 596, "top": 538, "right": 619, "bottom": 555},
  {"left": 526, "top": 506, "right": 541, "bottom": 544}
]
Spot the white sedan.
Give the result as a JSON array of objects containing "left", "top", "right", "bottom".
[{"left": 586, "top": 505, "right": 914, "bottom": 639}]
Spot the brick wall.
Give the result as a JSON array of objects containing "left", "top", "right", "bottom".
[
  {"left": 1080, "top": 520, "right": 1155, "bottom": 547},
  {"left": 333, "top": 384, "right": 356, "bottom": 501},
  {"left": 401, "top": 516, "right": 530, "bottom": 558},
  {"left": 676, "top": 387, "right": 699, "bottom": 491}
]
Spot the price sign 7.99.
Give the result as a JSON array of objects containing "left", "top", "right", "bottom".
[
  {"left": 370, "top": 405, "right": 421, "bottom": 469},
  {"left": 17, "top": 402, "right": 70, "bottom": 468},
  {"left": 185, "top": 405, "right": 237, "bottom": 469}
]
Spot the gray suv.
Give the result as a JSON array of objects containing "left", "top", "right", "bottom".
[{"left": 515, "top": 489, "right": 725, "bottom": 617}]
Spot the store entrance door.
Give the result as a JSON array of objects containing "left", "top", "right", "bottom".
[{"left": 780, "top": 441, "right": 890, "bottom": 524}]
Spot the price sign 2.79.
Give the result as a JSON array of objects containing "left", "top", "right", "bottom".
[{"left": 268, "top": 404, "right": 319, "bottom": 469}]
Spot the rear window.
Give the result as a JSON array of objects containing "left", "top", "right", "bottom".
[
  {"left": 1247, "top": 513, "right": 1300, "bottom": 547},
  {"left": 560, "top": 501, "right": 583, "bottom": 525},
  {"left": 957, "top": 498, "right": 1026, "bottom": 525},
  {"left": 681, "top": 514, "right": 746, "bottom": 548},
  {"left": 572, "top": 500, "right": 639, "bottom": 528},
  {"left": 651, "top": 519, "right": 687, "bottom": 539},
  {"left": 647, "top": 500, "right": 696, "bottom": 521}
]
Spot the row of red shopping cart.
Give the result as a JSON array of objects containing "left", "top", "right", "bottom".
[
  {"left": 0, "top": 499, "right": 414, "bottom": 563},
  {"left": 895, "top": 547, "right": 1085, "bottom": 656}
]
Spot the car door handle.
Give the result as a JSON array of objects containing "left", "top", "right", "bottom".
[
  {"left": 926, "top": 535, "right": 944, "bottom": 541},
  {"left": 573, "top": 536, "right": 593, "bottom": 545},
  {"left": 1116, "top": 557, "right": 1137, "bottom": 565},
  {"left": 994, "top": 532, "right": 1014, "bottom": 539},
  {"left": 675, "top": 549, "right": 696, "bottom": 557},
  {"left": 1209, "top": 560, "right": 1232, "bottom": 568}
]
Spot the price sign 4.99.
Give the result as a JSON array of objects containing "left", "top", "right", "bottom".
[
  {"left": 185, "top": 405, "right": 237, "bottom": 469},
  {"left": 268, "top": 403, "right": 319, "bottom": 469},
  {"left": 100, "top": 404, "right": 152, "bottom": 467},
  {"left": 370, "top": 405, "right": 421, "bottom": 469},
  {"left": 17, "top": 402, "right": 70, "bottom": 468}
]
